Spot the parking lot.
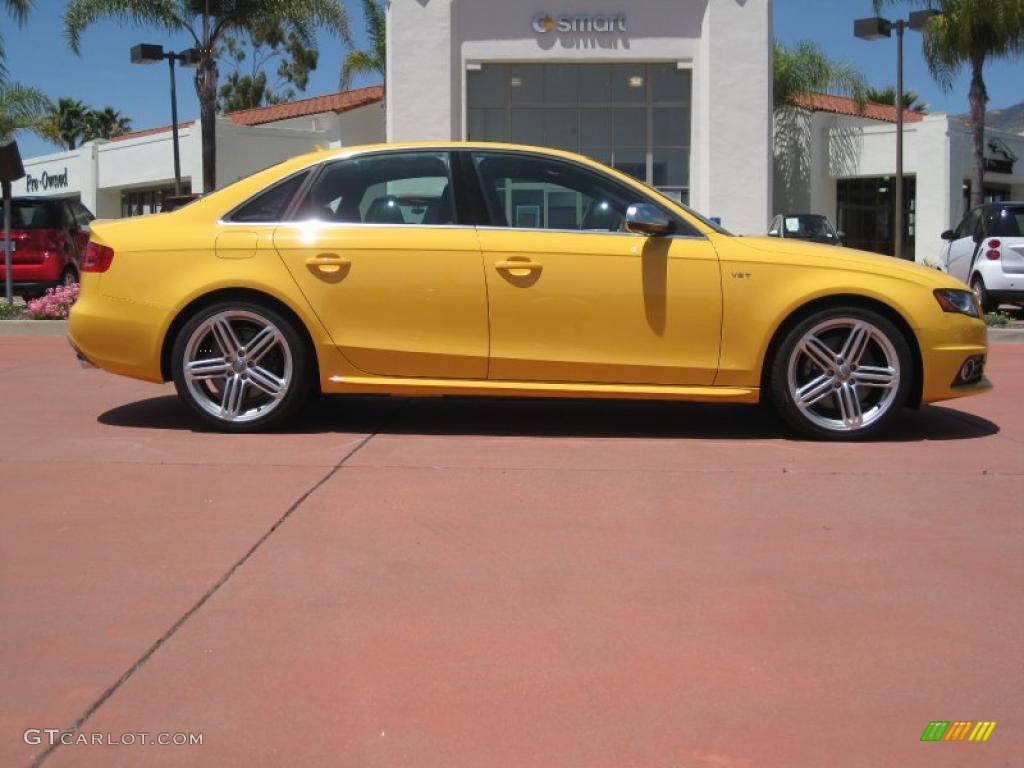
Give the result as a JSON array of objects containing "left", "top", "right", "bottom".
[{"left": 1, "top": 335, "right": 1022, "bottom": 767}]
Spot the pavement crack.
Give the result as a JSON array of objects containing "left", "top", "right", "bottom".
[{"left": 27, "top": 427, "right": 383, "bottom": 768}]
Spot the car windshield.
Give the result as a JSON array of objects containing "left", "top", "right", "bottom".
[
  {"left": 784, "top": 215, "right": 836, "bottom": 238},
  {"left": 11, "top": 200, "right": 60, "bottom": 229}
]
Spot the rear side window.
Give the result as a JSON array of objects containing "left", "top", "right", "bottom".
[
  {"left": 230, "top": 172, "right": 309, "bottom": 223},
  {"left": 11, "top": 201, "right": 60, "bottom": 229}
]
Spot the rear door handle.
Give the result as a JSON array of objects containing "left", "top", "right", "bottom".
[{"left": 306, "top": 254, "right": 350, "bottom": 274}]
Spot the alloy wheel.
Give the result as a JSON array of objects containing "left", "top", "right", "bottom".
[
  {"left": 786, "top": 317, "right": 901, "bottom": 433},
  {"left": 182, "top": 310, "right": 293, "bottom": 424}
]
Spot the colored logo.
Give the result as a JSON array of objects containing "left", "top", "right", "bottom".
[
  {"left": 531, "top": 14, "right": 555, "bottom": 33},
  {"left": 921, "top": 721, "right": 997, "bottom": 742},
  {"left": 531, "top": 13, "right": 627, "bottom": 34}
]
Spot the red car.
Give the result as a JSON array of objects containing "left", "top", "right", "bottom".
[{"left": 0, "top": 197, "right": 94, "bottom": 297}]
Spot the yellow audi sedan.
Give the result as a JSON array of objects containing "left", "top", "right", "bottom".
[{"left": 69, "top": 142, "right": 990, "bottom": 439}]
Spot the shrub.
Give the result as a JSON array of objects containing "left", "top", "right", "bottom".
[
  {"left": 0, "top": 300, "right": 23, "bottom": 319},
  {"left": 985, "top": 311, "right": 1012, "bottom": 327},
  {"left": 25, "top": 283, "right": 79, "bottom": 320}
]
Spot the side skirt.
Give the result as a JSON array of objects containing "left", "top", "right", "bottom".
[{"left": 324, "top": 375, "right": 759, "bottom": 403}]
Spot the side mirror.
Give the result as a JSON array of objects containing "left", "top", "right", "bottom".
[
  {"left": 940, "top": 230, "right": 955, "bottom": 241},
  {"left": 625, "top": 203, "right": 674, "bottom": 236}
]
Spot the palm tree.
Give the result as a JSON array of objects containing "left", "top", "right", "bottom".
[
  {"left": 340, "top": 0, "right": 384, "bottom": 90},
  {"left": 875, "top": 0, "right": 1024, "bottom": 208},
  {"left": 865, "top": 86, "right": 929, "bottom": 113},
  {"left": 64, "top": 0, "right": 351, "bottom": 193},
  {"left": 46, "top": 97, "right": 90, "bottom": 150},
  {"left": 84, "top": 106, "right": 132, "bottom": 140},
  {"left": 1, "top": 0, "right": 33, "bottom": 84},
  {"left": 773, "top": 40, "right": 867, "bottom": 113}
]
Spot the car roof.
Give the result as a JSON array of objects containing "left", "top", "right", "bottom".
[{"left": 13, "top": 196, "right": 71, "bottom": 204}]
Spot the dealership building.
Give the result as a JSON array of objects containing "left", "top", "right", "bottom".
[{"left": 11, "top": 0, "right": 1024, "bottom": 262}]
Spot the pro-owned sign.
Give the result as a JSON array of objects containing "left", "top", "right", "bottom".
[{"left": 25, "top": 168, "right": 70, "bottom": 192}]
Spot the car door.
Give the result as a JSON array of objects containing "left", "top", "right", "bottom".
[
  {"left": 272, "top": 150, "right": 489, "bottom": 379},
  {"left": 945, "top": 207, "right": 982, "bottom": 284},
  {"left": 469, "top": 150, "right": 721, "bottom": 386}
]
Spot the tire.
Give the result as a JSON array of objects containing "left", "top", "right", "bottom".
[
  {"left": 971, "top": 274, "right": 996, "bottom": 314},
  {"left": 171, "top": 301, "right": 311, "bottom": 432},
  {"left": 768, "top": 307, "right": 913, "bottom": 441},
  {"left": 60, "top": 267, "right": 78, "bottom": 287}
]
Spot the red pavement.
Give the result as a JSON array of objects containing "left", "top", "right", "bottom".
[{"left": 1, "top": 337, "right": 1022, "bottom": 767}]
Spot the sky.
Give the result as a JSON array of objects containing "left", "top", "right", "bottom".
[{"left": 4, "top": 0, "right": 1023, "bottom": 158}]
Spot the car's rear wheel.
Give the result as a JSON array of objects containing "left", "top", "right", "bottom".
[
  {"left": 769, "top": 308, "right": 912, "bottom": 440},
  {"left": 171, "top": 302, "right": 310, "bottom": 432},
  {"left": 970, "top": 274, "right": 996, "bottom": 314},
  {"left": 60, "top": 267, "right": 78, "bottom": 287}
]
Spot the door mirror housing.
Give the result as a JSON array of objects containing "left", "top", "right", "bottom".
[
  {"left": 940, "top": 229, "right": 955, "bottom": 241},
  {"left": 625, "top": 204, "right": 674, "bottom": 236}
]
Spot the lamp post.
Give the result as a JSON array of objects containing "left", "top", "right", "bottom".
[
  {"left": 854, "top": 10, "right": 940, "bottom": 260},
  {"left": 130, "top": 44, "right": 200, "bottom": 196}
]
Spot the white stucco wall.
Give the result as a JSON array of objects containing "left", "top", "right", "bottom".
[
  {"left": 213, "top": 119, "right": 327, "bottom": 187},
  {"left": 806, "top": 114, "right": 1024, "bottom": 263},
  {"left": 387, "top": 0, "right": 773, "bottom": 234}
]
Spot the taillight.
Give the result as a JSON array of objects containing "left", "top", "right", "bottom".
[
  {"left": 986, "top": 239, "right": 1001, "bottom": 261},
  {"left": 82, "top": 242, "right": 114, "bottom": 272}
]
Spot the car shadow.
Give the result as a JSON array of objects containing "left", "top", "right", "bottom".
[{"left": 98, "top": 394, "right": 1000, "bottom": 442}]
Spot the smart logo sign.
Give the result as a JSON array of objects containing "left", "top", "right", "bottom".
[{"left": 532, "top": 12, "right": 627, "bottom": 34}]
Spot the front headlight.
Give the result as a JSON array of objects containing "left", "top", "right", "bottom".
[{"left": 934, "top": 289, "right": 980, "bottom": 318}]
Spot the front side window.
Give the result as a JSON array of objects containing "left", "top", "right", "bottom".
[
  {"left": 472, "top": 151, "right": 652, "bottom": 233},
  {"left": 298, "top": 152, "right": 456, "bottom": 226}
]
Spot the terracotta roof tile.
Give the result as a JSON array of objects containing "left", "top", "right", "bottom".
[
  {"left": 226, "top": 84, "right": 383, "bottom": 126},
  {"left": 108, "top": 84, "right": 383, "bottom": 142},
  {"left": 790, "top": 91, "right": 926, "bottom": 124}
]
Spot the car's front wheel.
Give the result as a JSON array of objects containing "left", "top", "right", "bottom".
[
  {"left": 769, "top": 308, "right": 913, "bottom": 440},
  {"left": 171, "top": 301, "right": 311, "bottom": 432}
]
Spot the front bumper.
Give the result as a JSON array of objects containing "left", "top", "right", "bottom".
[{"left": 918, "top": 315, "right": 991, "bottom": 404}]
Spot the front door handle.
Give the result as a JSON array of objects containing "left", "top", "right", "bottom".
[
  {"left": 306, "top": 254, "right": 350, "bottom": 274},
  {"left": 495, "top": 259, "right": 543, "bottom": 276}
]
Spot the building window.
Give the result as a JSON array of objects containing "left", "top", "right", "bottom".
[
  {"left": 836, "top": 176, "right": 916, "bottom": 257},
  {"left": 468, "top": 63, "right": 692, "bottom": 203},
  {"left": 121, "top": 186, "right": 177, "bottom": 217}
]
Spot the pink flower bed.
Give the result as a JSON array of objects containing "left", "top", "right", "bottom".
[{"left": 25, "top": 283, "right": 80, "bottom": 320}]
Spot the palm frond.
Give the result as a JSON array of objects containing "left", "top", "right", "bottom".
[
  {"left": 340, "top": 49, "right": 381, "bottom": 90},
  {"left": 0, "top": 82, "right": 53, "bottom": 143},
  {"left": 362, "top": 0, "right": 385, "bottom": 65},
  {"left": 64, "top": 0, "right": 191, "bottom": 54},
  {"left": 4, "top": 0, "right": 32, "bottom": 25}
]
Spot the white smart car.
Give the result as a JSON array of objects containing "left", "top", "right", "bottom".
[{"left": 939, "top": 202, "right": 1024, "bottom": 312}]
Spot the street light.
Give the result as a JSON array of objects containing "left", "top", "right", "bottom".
[
  {"left": 130, "top": 44, "right": 200, "bottom": 196},
  {"left": 855, "top": 9, "right": 941, "bottom": 260}
]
